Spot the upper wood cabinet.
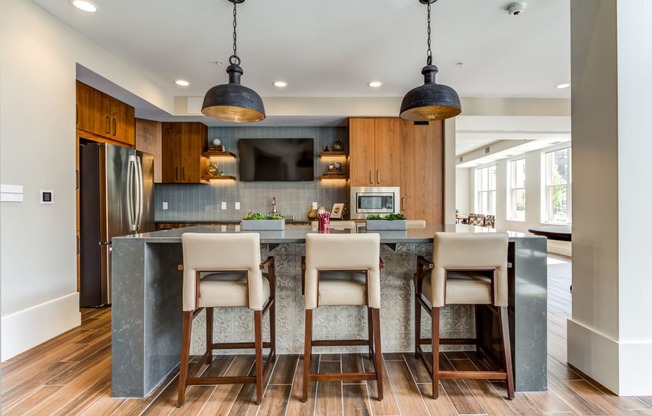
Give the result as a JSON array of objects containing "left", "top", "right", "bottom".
[
  {"left": 76, "top": 81, "right": 135, "bottom": 145},
  {"left": 349, "top": 118, "right": 402, "bottom": 187},
  {"left": 161, "top": 122, "right": 207, "bottom": 184},
  {"left": 399, "top": 120, "right": 444, "bottom": 225}
]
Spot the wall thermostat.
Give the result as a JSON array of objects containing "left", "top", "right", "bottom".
[{"left": 40, "top": 190, "right": 54, "bottom": 204}]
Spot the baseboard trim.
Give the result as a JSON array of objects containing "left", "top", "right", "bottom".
[{"left": 1, "top": 293, "right": 81, "bottom": 362}]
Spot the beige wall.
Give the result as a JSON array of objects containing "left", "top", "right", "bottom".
[{"left": 0, "top": 0, "right": 172, "bottom": 360}]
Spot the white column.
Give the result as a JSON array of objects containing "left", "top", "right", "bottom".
[{"left": 569, "top": 0, "right": 652, "bottom": 395}]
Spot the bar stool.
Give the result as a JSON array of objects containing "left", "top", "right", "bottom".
[
  {"left": 178, "top": 233, "right": 276, "bottom": 406},
  {"left": 302, "top": 233, "right": 383, "bottom": 402},
  {"left": 414, "top": 232, "right": 514, "bottom": 399}
]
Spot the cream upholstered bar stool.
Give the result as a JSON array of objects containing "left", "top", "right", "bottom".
[
  {"left": 414, "top": 232, "right": 514, "bottom": 399},
  {"left": 178, "top": 233, "right": 276, "bottom": 406},
  {"left": 302, "top": 233, "right": 384, "bottom": 402}
]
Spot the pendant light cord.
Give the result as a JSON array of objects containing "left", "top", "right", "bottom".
[
  {"left": 230, "top": 1, "right": 239, "bottom": 65},
  {"left": 426, "top": 1, "right": 432, "bottom": 66}
]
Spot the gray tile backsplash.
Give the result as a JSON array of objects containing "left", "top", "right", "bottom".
[{"left": 155, "top": 126, "right": 349, "bottom": 222}]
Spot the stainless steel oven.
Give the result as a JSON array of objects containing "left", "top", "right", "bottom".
[{"left": 350, "top": 187, "right": 400, "bottom": 219}]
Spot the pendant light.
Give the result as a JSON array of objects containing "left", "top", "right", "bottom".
[
  {"left": 400, "top": 0, "right": 461, "bottom": 122},
  {"left": 202, "top": 0, "right": 265, "bottom": 123}
]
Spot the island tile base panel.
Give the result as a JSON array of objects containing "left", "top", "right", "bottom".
[{"left": 188, "top": 243, "right": 474, "bottom": 356}]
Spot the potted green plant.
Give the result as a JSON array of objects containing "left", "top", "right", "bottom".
[
  {"left": 240, "top": 212, "right": 286, "bottom": 231},
  {"left": 365, "top": 213, "right": 407, "bottom": 231}
]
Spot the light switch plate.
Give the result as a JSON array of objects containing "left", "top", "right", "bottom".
[
  {"left": 235, "top": 202, "right": 240, "bottom": 210},
  {"left": 162, "top": 202, "right": 168, "bottom": 210},
  {"left": 40, "top": 190, "right": 54, "bottom": 204},
  {"left": 221, "top": 202, "right": 227, "bottom": 210}
]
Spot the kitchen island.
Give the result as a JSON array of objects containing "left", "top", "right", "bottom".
[{"left": 111, "top": 224, "right": 547, "bottom": 397}]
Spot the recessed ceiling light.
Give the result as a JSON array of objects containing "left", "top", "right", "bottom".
[
  {"left": 175, "top": 80, "right": 190, "bottom": 86},
  {"left": 273, "top": 81, "right": 288, "bottom": 88},
  {"left": 556, "top": 83, "right": 571, "bottom": 89},
  {"left": 69, "top": 0, "right": 98, "bottom": 12},
  {"left": 368, "top": 81, "right": 383, "bottom": 88}
]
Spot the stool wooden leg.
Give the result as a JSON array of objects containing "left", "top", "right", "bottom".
[
  {"left": 415, "top": 296, "right": 421, "bottom": 358},
  {"left": 206, "top": 307, "right": 213, "bottom": 364},
  {"left": 254, "top": 310, "right": 264, "bottom": 405},
  {"left": 372, "top": 308, "right": 384, "bottom": 401},
  {"left": 270, "top": 299, "right": 277, "bottom": 364},
  {"left": 431, "top": 307, "right": 440, "bottom": 399},
  {"left": 499, "top": 306, "right": 515, "bottom": 399},
  {"left": 367, "top": 306, "right": 374, "bottom": 359},
  {"left": 177, "top": 310, "right": 193, "bottom": 407},
  {"left": 302, "top": 309, "right": 313, "bottom": 402}
]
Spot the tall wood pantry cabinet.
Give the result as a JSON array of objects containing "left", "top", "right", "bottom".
[
  {"left": 399, "top": 119, "right": 444, "bottom": 225},
  {"left": 161, "top": 122, "right": 207, "bottom": 183},
  {"left": 76, "top": 81, "right": 135, "bottom": 146},
  {"left": 348, "top": 118, "right": 402, "bottom": 187}
]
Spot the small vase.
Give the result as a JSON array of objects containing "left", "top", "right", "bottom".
[{"left": 307, "top": 206, "right": 317, "bottom": 221}]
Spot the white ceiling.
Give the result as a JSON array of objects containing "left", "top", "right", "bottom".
[{"left": 32, "top": 0, "right": 571, "bottom": 157}]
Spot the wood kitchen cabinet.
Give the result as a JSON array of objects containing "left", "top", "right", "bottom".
[
  {"left": 161, "top": 122, "right": 207, "bottom": 183},
  {"left": 76, "top": 81, "right": 135, "bottom": 146},
  {"left": 399, "top": 119, "right": 444, "bottom": 225},
  {"left": 349, "top": 118, "right": 401, "bottom": 187}
]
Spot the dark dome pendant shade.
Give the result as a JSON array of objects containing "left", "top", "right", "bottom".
[
  {"left": 202, "top": 56, "right": 266, "bottom": 123},
  {"left": 201, "top": 0, "right": 265, "bottom": 123},
  {"left": 400, "top": 0, "right": 461, "bottom": 122},
  {"left": 400, "top": 64, "right": 461, "bottom": 121}
]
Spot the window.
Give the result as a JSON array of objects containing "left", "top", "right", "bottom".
[
  {"left": 508, "top": 159, "right": 526, "bottom": 221},
  {"left": 543, "top": 147, "right": 571, "bottom": 223},
  {"left": 475, "top": 165, "right": 496, "bottom": 215}
]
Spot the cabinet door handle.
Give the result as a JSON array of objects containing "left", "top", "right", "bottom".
[
  {"left": 106, "top": 116, "right": 111, "bottom": 134},
  {"left": 76, "top": 104, "right": 78, "bottom": 124},
  {"left": 377, "top": 170, "right": 380, "bottom": 184},
  {"left": 182, "top": 167, "right": 186, "bottom": 181},
  {"left": 369, "top": 170, "right": 373, "bottom": 185},
  {"left": 112, "top": 119, "right": 117, "bottom": 136},
  {"left": 176, "top": 167, "right": 179, "bottom": 181},
  {"left": 401, "top": 197, "right": 405, "bottom": 212}
]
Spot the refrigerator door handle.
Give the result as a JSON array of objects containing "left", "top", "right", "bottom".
[
  {"left": 135, "top": 155, "right": 144, "bottom": 232},
  {"left": 127, "top": 155, "right": 136, "bottom": 232}
]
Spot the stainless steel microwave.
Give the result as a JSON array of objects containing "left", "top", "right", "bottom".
[{"left": 350, "top": 187, "right": 400, "bottom": 219}]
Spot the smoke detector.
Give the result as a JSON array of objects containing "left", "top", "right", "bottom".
[{"left": 506, "top": 2, "right": 526, "bottom": 16}]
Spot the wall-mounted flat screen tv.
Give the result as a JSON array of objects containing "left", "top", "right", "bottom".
[{"left": 238, "top": 138, "right": 315, "bottom": 182}]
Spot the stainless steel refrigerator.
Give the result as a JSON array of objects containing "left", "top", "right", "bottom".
[{"left": 80, "top": 142, "right": 155, "bottom": 307}]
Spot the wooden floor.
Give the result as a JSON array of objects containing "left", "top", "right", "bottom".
[{"left": 3, "top": 255, "right": 652, "bottom": 415}]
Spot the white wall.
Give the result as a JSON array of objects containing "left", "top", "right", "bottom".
[
  {"left": 569, "top": 0, "right": 652, "bottom": 395},
  {"left": 0, "top": 0, "right": 172, "bottom": 360},
  {"left": 455, "top": 167, "right": 470, "bottom": 215}
]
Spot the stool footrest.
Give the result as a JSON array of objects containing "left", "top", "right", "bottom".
[
  {"left": 438, "top": 370, "right": 508, "bottom": 380},
  {"left": 187, "top": 375, "right": 257, "bottom": 385},
  {"left": 209, "top": 342, "right": 272, "bottom": 349},
  {"left": 312, "top": 339, "right": 369, "bottom": 347},
  {"left": 309, "top": 372, "right": 378, "bottom": 382}
]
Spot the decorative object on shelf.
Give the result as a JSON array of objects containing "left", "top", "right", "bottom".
[
  {"left": 207, "top": 161, "right": 220, "bottom": 176},
  {"left": 400, "top": 0, "right": 461, "bottom": 122},
  {"left": 324, "top": 161, "right": 343, "bottom": 177},
  {"left": 323, "top": 145, "right": 329, "bottom": 152},
  {"left": 240, "top": 212, "right": 285, "bottom": 231},
  {"left": 317, "top": 210, "right": 330, "bottom": 232},
  {"left": 331, "top": 203, "right": 345, "bottom": 219},
  {"left": 365, "top": 213, "right": 408, "bottom": 231},
  {"left": 201, "top": 0, "right": 265, "bottom": 123},
  {"left": 208, "top": 138, "right": 226, "bottom": 152},
  {"left": 306, "top": 205, "right": 317, "bottom": 221},
  {"left": 332, "top": 139, "right": 344, "bottom": 151}
]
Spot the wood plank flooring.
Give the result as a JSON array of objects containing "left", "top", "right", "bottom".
[{"left": 3, "top": 255, "right": 652, "bottom": 415}]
